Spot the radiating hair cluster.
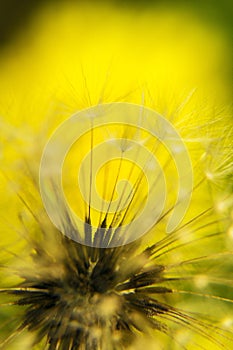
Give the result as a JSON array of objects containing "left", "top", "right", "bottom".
[
  {"left": 0, "top": 2, "right": 232, "bottom": 350},
  {"left": 0, "top": 104, "right": 233, "bottom": 349}
]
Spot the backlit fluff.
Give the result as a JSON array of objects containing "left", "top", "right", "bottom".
[{"left": 0, "top": 3, "right": 232, "bottom": 350}]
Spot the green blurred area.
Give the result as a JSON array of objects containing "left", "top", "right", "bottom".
[{"left": 0, "top": 0, "right": 232, "bottom": 47}]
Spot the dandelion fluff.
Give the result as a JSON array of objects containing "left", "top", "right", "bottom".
[{"left": 0, "top": 2, "right": 232, "bottom": 350}]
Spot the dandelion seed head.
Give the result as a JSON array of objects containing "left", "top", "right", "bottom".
[{"left": 0, "top": 2, "right": 232, "bottom": 350}]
